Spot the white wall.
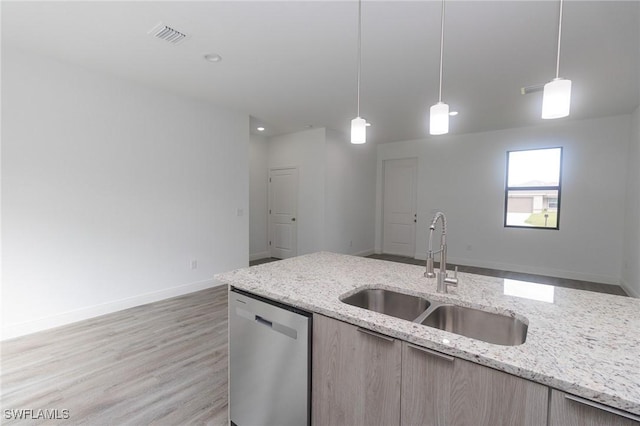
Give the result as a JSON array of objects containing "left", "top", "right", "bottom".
[
  {"left": 1, "top": 48, "right": 249, "bottom": 339},
  {"left": 249, "top": 133, "right": 269, "bottom": 260},
  {"left": 376, "top": 115, "right": 631, "bottom": 285},
  {"left": 623, "top": 107, "right": 640, "bottom": 297},
  {"left": 268, "top": 128, "right": 326, "bottom": 255},
  {"left": 255, "top": 127, "right": 376, "bottom": 258},
  {"left": 324, "top": 129, "right": 376, "bottom": 256}
]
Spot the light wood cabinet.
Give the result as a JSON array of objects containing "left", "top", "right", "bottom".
[
  {"left": 312, "top": 314, "right": 402, "bottom": 426},
  {"left": 549, "top": 390, "right": 640, "bottom": 426},
  {"left": 401, "top": 343, "right": 454, "bottom": 425},
  {"left": 311, "top": 315, "right": 636, "bottom": 426},
  {"left": 401, "top": 342, "right": 548, "bottom": 426}
]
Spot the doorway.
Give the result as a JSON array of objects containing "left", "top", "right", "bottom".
[
  {"left": 268, "top": 167, "right": 298, "bottom": 259},
  {"left": 382, "top": 158, "right": 418, "bottom": 257}
]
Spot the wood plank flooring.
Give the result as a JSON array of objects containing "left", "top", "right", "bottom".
[
  {"left": 1, "top": 255, "right": 628, "bottom": 425},
  {"left": 250, "top": 255, "right": 628, "bottom": 296},
  {"left": 1, "top": 285, "right": 229, "bottom": 425},
  {"left": 365, "top": 253, "right": 628, "bottom": 296},
  {"left": 252, "top": 254, "right": 627, "bottom": 296}
]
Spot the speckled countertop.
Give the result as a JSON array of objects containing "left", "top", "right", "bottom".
[{"left": 216, "top": 252, "right": 640, "bottom": 416}]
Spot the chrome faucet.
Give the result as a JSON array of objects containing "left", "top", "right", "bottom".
[{"left": 424, "top": 212, "right": 458, "bottom": 293}]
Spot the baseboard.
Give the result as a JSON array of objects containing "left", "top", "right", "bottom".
[
  {"left": 621, "top": 279, "right": 640, "bottom": 298},
  {"left": 415, "top": 252, "right": 619, "bottom": 285},
  {"left": 1, "top": 278, "right": 225, "bottom": 341},
  {"left": 250, "top": 251, "right": 270, "bottom": 261},
  {"left": 353, "top": 248, "right": 375, "bottom": 257}
]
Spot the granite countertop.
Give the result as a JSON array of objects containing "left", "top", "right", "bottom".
[{"left": 216, "top": 252, "right": 640, "bottom": 416}]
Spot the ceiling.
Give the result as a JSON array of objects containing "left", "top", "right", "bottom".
[{"left": 2, "top": 1, "right": 639, "bottom": 143}]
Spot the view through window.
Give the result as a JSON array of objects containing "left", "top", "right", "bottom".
[{"left": 505, "top": 147, "right": 562, "bottom": 229}]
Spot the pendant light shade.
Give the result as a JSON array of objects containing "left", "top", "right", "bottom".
[
  {"left": 430, "top": 102, "right": 449, "bottom": 135},
  {"left": 542, "top": 0, "right": 571, "bottom": 119},
  {"left": 351, "top": 117, "right": 366, "bottom": 144},
  {"left": 429, "top": 0, "right": 449, "bottom": 136},
  {"left": 351, "top": 0, "right": 366, "bottom": 144},
  {"left": 542, "top": 78, "right": 572, "bottom": 119}
]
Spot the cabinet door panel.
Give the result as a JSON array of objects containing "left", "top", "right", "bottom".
[
  {"left": 401, "top": 342, "right": 547, "bottom": 426},
  {"left": 401, "top": 343, "right": 454, "bottom": 426},
  {"left": 549, "top": 390, "right": 640, "bottom": 426},
  {"left": 312, "top": 314, "right": 401, "bottom": 426},
  {"left": 450, "top": 358, "right": 548, "bottom": 426}
]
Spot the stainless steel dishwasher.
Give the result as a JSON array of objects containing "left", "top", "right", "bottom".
[{"left": 229, "top": 288, "right": 311, "bottom": 426}]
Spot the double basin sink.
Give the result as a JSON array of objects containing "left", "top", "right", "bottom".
[{"left": 341, "top": 288, "right": 528, "bottom": 346}]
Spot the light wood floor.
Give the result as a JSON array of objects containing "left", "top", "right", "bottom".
[
  {"left": 251, "top": 255, "right": 628, "bottom": 296},
  {"left": 0, "top": 285, "right": 229, "bottom": 425},
  {"left": 365, "top": 253, "right": 628, "bottom": 296},
  {"left": 2, "top": 257, "right": 627, "bottom": 426}
]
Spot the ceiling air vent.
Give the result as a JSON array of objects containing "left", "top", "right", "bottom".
[{"left": 148, "top": 22, "right": 190, "bottom": 45}]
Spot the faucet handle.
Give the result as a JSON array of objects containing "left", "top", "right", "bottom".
[{"left": 444, "top": 266, "right": 458, "bottom": 286}]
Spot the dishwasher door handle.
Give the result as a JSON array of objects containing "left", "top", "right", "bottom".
[
  {"left": 254, "top": 313, "right": 298, "bottom": 340},
  {"left": 255, "top": 315, "right": 273, "bottom": 328},
  {"left": 235, "top": 306, "right": 299, "bottom": 340}
]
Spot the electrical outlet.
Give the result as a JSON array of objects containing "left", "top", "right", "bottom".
[
  {"left": 466, "top": 244, "right": 472, "bottom": 251},
  {"left": 190, "top": 260, "right": 198, "bottom": 270},
  {"left": 349, "top": 240, "right": 353, "bottom": 247}
]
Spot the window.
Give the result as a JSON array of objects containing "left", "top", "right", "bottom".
[{"left": 505, "top": 147, "right": 562, "bottom": 229}]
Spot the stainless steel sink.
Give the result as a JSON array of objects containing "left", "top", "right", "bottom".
[
  {"left": 420, "top": 304, "right": 528, "bottom": 346},
  {"left": 340, "top": 289, "right": 430, "bottom": 321},
  {"left": 340, "top": 287, "right": 528, "bottom": 346}
]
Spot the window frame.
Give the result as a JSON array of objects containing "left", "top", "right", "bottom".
[{"left": 504, "top": 147, "right": 563, "bottom": 230}]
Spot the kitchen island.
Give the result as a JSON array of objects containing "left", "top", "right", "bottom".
[{"left": 216, "top": 252, "right": 640, "bottom": 420}]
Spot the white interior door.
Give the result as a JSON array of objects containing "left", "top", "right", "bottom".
[
  {"left": 382, "top": 158, "right": 417, "bottom": 257},
  {"left": 269, "top": 168, "right": 298, "bottom": 259}
]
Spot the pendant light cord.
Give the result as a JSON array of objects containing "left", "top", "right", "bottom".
[
  {"left": 555, "top": 0, "right": 564, "bottom": 79},
  {"left": 356, "top": 0, "right": 362, "bottom": 117},
  {"left": 438, "top": 0, "right": 446, "bottom": 102}
]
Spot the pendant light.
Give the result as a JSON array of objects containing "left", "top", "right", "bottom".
[
  {"left": 542, "top": 0, "right": 571, "bottom": 119},
  {"left": 430, "top": 0, "right": 449, "bottom": 135},
  {"left": 351, "top": 0, "right": 366, "bottom": 144}
]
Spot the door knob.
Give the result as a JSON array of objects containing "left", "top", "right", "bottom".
[{"left": 291, "top": 218, "right": 296, "bottom": 222}]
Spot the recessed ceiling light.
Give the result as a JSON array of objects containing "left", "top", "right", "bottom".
[
  {"left": 203, "top": 53, "right": 222, "bottom": 63},
  {"left": 449, "top": 111, "right": 459, "bottom": 116},
  {"left": 257, "top": 127, "right": 265, "bottom": 132}
]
